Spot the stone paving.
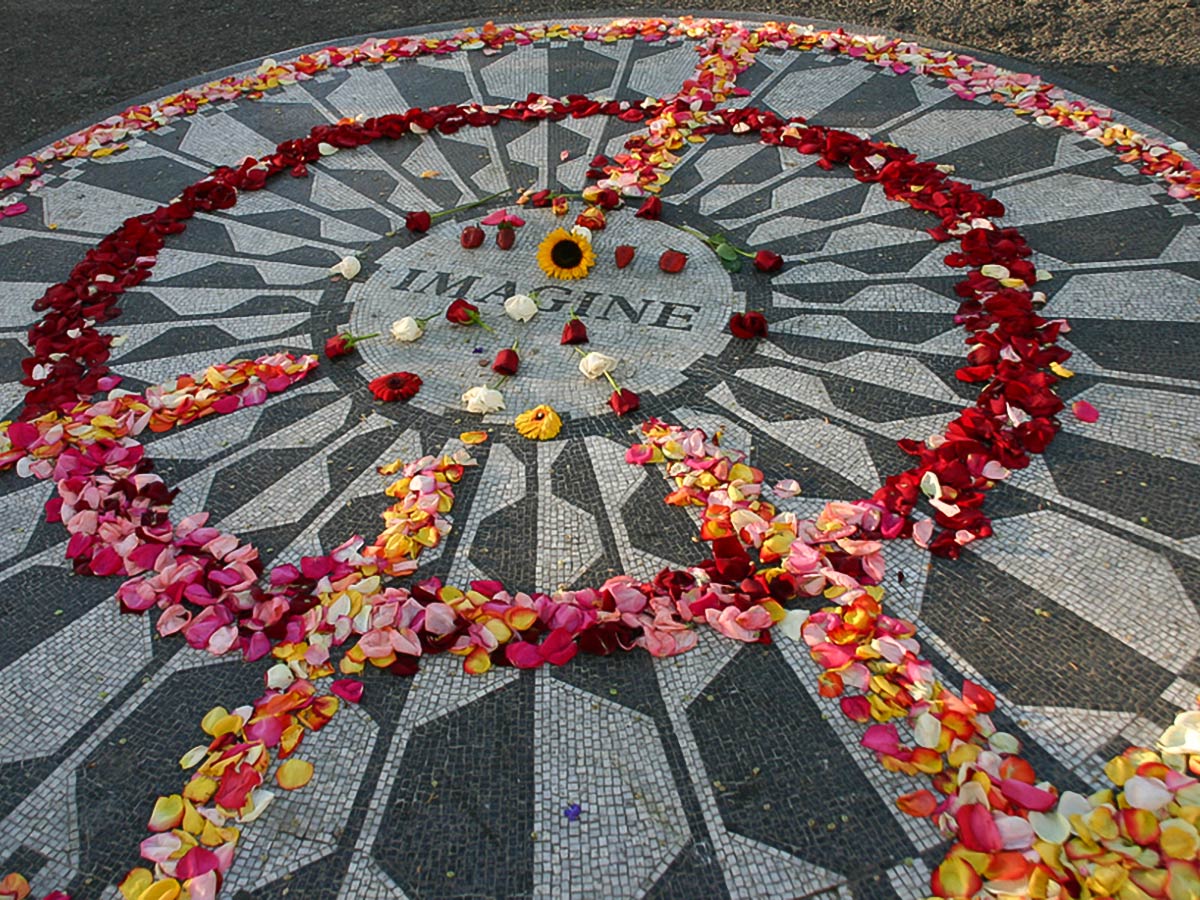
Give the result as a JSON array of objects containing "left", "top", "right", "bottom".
[{"left": 0, "top": 15, "right": 1198, "bottom": 900}]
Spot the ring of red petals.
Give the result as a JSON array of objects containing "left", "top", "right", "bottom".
[{"left": 10, "top": 92, "right": 1067, "bottom": 558}]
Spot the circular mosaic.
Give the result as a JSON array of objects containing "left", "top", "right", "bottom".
[{"left": 0, "top": 15, "right": 1198, "bottom": 900}]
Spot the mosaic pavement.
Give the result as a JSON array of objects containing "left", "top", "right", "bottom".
[{"left": 0, "top": 15, "right": 1198, "bottom": 900}]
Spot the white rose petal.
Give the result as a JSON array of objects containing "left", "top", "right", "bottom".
[
  {"left": 1055, "top": 791, "right": 1092, "bottom": 821},
  {"left": 989, "top": 731, "right": 1020, "bottom": 755},
  {"left": 238, "top": 789, "right": 275, "bottom": 823},
  {"left": 578, "top": 351, "right": 617, "bottom": 380},
  {"left": 913, "top": 712, "right": 942, "bottom": 749},
  {"left": 390, "top": 316, "right": 424, "bottom": 342},
  {"left": 317, "top": 141, "right": 339, "bottom": 156},
  {"left": 330, "top": 256, "right": 361, "bottom": 280},
  {"left": 462, "top": 385, "right": 505, "bottom": 414},
  {"left": 1124, "top": 775, "right": 1172, "bottom": 811},
  {"left": 571, "top": 224, "right": 592, "bottom": 241},
  {"left": 1029, "top": 810, "right": 1070, "bottom": 844},
  {"left": 265, "top": 663, "right": 295, "bottom": 691},
  {"left": 504, "top": 294, "right": 538, "bottom": 322},
  {"left": 776, "top": 610, "right": 805, "bottom": 641}
]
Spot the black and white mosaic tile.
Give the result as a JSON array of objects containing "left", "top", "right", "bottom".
[{"left": 0, "top": 16, "right": 1197, "bottom": 900}]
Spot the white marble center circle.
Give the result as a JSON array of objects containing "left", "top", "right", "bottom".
[{"left": 348, "top": 211, "right": 744, "bottom": 419}]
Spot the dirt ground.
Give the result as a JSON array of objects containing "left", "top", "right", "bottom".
[{"left": 0, "top": 0, "right": 1197, "bottom": 160}]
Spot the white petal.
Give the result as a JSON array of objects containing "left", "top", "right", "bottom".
[
  {"left": 913, "top": 712, "right": 941, "bottom": 749},
  {"left": 1124, "top": 775, "right": 1172, "bottom": 811},
  {"left": 1029, "top": 810, "right": 1070, "bottom": 844}
]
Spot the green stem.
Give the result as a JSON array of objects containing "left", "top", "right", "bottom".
[
  {"left": 602, "top": 371, "right": 620, "bottom": 392},
  {"left": 470, "top": 313, "right": 494, "bottom": 334},
  {"left": 346, "top": 331, "right": 380, "bottom": 347},
  {"left": 677, "top": 225, "right": 710, "bottom": 243},
  {"left": 430, "top": 189, "right": 508, "bottom": 220}
]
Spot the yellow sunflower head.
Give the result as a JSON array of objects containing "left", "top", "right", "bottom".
[
  {"left": 536, "top": 228, "right": 596, "bottom": 280},
  {"left": 514, "top": 404, "right": 563, "bottom": 440}
]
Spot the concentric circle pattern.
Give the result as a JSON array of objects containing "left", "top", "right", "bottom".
[{"left": 0, "top": 16, "right": 1197, "bottom": 900}]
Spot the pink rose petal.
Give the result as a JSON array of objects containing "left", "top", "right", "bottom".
[{"left": 1072, "top": 399, "right": 1099, "bottom": 423}]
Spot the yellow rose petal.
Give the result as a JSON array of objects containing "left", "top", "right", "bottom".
[{"left": 275, "top": 758, "right": 315, "bottom": 790}]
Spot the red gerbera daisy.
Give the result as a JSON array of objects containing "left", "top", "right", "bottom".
[{"left": 369, "top": 372, "right": 422, "bottom": 403}]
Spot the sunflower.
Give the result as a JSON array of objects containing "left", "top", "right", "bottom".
[
  {"left": 536, "top": 228, "right": 596, "bottom": 280},
  {"left": 514, "top": 404, "right": 563, "bottom": 440}
]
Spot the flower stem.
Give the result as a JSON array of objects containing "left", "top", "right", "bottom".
[
  {"left": 347, "top": 332, "right": 380, "bottom": 347},
  {"left": 677, "top": 225, "right": 710, "bottom": 243},
  {"left": 602, "top": 371, "right": 620, "bottom": 392},
  {"left": 431, "top": 189, "right": 508, "bottom": 220}
]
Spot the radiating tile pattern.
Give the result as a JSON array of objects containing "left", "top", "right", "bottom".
[{"left": 0, "top": 18, "right": 1197, "bottom": 899}]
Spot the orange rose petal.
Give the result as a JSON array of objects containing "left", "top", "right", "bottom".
[
  {"left": 504, "top": 607, "right": 539, "bottom": 631},
  {"left": 0, "top": 873, "right": 30, "bottom": 900},
  {"left": 460, "top": 430, "right": 489, "bottom": 444},
  {"left": 895, "top": 789, "right": 937, "bottom": 817},
  {"left": 931, "top": 856, "right": 982, "bottom": 898}
]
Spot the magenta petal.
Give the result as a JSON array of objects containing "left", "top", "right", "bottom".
[
  {"left": 300, "top": 555, "right": 333, "bottom": 580},
  {"left": 539, "top": 628, "right": 578, "bottom": 666},
  {"left": 244, "top": 714, "right": 285, "bottom": 747},
  {"left": 89, "top": 546, "right": 124, "bottom": 576},
  {"left": 956, "top": 803, "right": 1003, "bottom": 852},
  {"left": 861, "top": 723, "right": 900, "bottom": 755},
  {"left": 999, "top": 778, "right": 1057, "bottom": 812},
  {"left": 269, "top": 563, "right": 302, "bottom": 586},
  {"left": 331, "top": 678, "right": 364, "bottom": 703},
  {"left": 240, "top": 631, "right": 270, "bottom": 661},
  {"left": 175, "top": 845, "right": 220, "bottom": 880},
  {"left": 505, "top": 641, "right": 544, "bottom": 668},
  {"left": 128, "top": 542, "right": 167, "bottom": 571},
  {"left": 1071, "top": 399, "right": 1100, "bottom": 423},
  {"left": 480, "top": 209, "right": 507, "bottom": 225}
]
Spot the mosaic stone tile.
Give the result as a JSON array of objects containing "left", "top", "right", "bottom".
[{"left": 0, "top": 15, "right": 1197, "bottom": 898}]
